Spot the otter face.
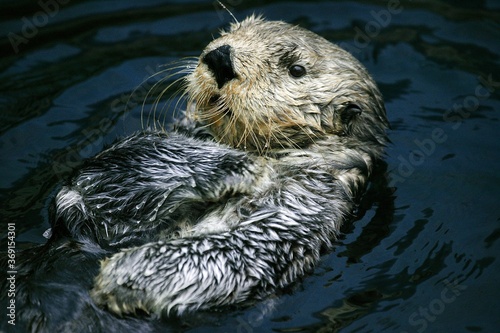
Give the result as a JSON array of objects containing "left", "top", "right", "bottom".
[{"left": 186, "top": 16, "right": 388, "bottom": 153}]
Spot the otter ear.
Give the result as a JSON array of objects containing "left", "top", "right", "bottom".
[
  {"left": 322, "top": 103, "right": 362, "bottom": 136},
  {"left": 340, "top": 103, "right": 362, "bottom": 126}
]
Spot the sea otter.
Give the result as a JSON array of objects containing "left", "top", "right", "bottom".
[{"left": 2, "top": 15, "right": 388, "bottom": 332}]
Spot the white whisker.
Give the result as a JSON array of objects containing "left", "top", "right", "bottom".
[{"left": 138, "top": 58, "right": 197, "bottom": 131}]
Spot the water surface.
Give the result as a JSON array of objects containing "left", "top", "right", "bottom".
[{"left": 1, "top": 1, "right": 499, "bottom": 332}]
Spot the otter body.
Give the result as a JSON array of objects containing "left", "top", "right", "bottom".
[{"left": 3, "top": 16, "right": 388, "bottom": 331}]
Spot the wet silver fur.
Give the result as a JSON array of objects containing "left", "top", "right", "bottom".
[{"left": 52, "top": 16, "right": 389, "bottom": 318}]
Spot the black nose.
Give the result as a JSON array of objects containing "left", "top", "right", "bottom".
[{"left": 202, "top": 45, "right": 236, "bottom": 89}]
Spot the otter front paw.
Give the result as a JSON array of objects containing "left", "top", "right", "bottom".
[{"left": 90, "top": 252, "right": 156, "bottom": 317}]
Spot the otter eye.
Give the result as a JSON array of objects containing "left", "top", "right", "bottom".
[{"left": 289, "top": 64, "right": 306, "bottom": 78}]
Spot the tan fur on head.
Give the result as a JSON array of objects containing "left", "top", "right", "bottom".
[{"left": 186, "top": 15, "right": 388, "bottom": 154}]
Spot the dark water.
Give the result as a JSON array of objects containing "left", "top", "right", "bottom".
[{"left": 1, "top": 0, "right": 499, "bottom": 332}]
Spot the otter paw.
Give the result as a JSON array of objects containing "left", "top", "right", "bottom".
[{"left": 90, "top": 255, "right": 153, "bottom": 317}]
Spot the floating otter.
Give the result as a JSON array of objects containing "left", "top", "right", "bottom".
[{"left": 2, "top": 15, "right": 388, "bottom": 331}]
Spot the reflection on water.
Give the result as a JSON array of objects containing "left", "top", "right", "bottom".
[{"left": 1, "top": 1, "right": 499, "bottom": 332}]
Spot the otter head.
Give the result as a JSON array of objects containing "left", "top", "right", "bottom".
[{"left": 186, "top": 15, "right": 389, "bottom": 154}]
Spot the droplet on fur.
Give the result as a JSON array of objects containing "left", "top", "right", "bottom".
[
  {"left": 144, "top": 267, "right": 156, "bottom": 276},
  {"left": 42, "top": 228, "right": 52, "bottom": 239},
  {"left": 116, "top": 275, "right": 125, "bottom": 285}
]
